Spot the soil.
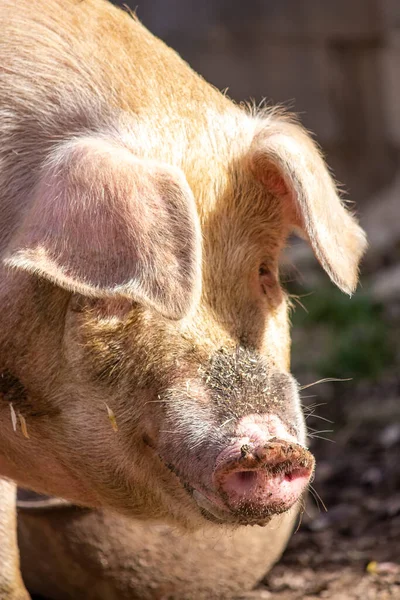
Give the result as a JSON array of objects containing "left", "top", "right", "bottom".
[{"left": 241, "top": 375, "right": 400, "bottom": 600}]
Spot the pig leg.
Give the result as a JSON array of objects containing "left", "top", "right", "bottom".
[{"left": 0, "top": 479, "right": 30, "bottom": 600}]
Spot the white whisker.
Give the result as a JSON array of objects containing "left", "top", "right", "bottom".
[{"left": 300, "top": 377, "right": 352, "bottom": 390}]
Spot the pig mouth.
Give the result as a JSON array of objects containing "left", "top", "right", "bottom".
[
  {"left": 189, "top": 467, "right": 310, "bottom": 526},
  {"left": 158, "top": 455, "right": 310, "bottom": 527},
  {"left": 191, "top": 488, "right": 273, "bottom": 526},
  {"left": 148, "top": 420, "right": 314, "bottom": 526},
  {"left": 154, "top": 453, "right": 251, "bottom": 525},
  {"left": 154, "top": 438, "right": 314, "bottom": 526}
]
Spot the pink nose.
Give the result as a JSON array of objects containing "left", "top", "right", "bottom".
[{"left": 213, "top": 439, "right": 314, "bottom": 517}]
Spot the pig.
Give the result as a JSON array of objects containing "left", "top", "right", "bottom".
[{"left": 0, "top": 0, "right": 366, "bottom": 597}]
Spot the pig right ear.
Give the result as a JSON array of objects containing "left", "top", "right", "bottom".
[
  {"left": 4, "top": 138, "right": 201, "bottom": 319},
  {"left": 249, "top": 118, "right": 367, "bottom": 294}
]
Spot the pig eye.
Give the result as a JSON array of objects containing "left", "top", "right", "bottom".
[{"left": 259, "top": 264, "right": 276, "bottom": 295}]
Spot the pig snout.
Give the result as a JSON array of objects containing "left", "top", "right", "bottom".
[
  {"left": 214, "top": 439, "right": 314, "bottom": 517},
  {"left": 189, "top": 414, "right": 314, "bottom": 526},
  {"left": 156, "top": 355, "right": 314, "bottom": 527}
]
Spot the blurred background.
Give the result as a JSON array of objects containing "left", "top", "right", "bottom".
[{"left": 116, "top": 2, "right": 400, "bottom": 597}]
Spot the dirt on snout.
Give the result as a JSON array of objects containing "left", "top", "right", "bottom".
[{"left": 239, "top": 376, "right": 400, "bottom": 600}]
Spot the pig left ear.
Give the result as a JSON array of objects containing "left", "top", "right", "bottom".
[
  {"left": 249, "top": 118, "right": 367, "bottom": 294},
  {"left": 4, "top": 137, "right": 201, "bottom": 319}
]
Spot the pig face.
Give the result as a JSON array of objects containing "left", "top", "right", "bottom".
[
  {"left": 1, "top": 116, "right": 366, "bottom": 529},
  {"left": 0, "top": 0, "right": 366, "bottom": 531}
]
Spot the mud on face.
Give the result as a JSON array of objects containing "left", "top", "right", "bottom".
[{"left": 156, "top": 346, "right": 311, "bottom": 525}]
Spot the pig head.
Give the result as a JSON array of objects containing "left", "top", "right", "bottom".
[{"left": 0, "top": 0, "right": 366, "bottom": 536}]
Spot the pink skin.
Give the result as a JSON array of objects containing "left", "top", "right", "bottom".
[
  {"left": 191, "top": 414, "right": 314, "bottom": 524},
  {"left": 234, "top": 414, "right": 299, "bottom": 446}
]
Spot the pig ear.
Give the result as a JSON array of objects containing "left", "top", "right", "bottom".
[
  {"left": 4, "top": 138, "right": 201, "bottom": 319},
  {"left": 249, "top": 118, "right": 367, "bottom": 294}
]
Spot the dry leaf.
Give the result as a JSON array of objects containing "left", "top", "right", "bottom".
[
  {"left": 105, "top": 403, "right": 118, "bottom": 433},
  {"left": 9, "top": 402, "right": 17, "bottom": 432},
  {"left": 18, "top": 412, "right": 29, "bottom": 439}
]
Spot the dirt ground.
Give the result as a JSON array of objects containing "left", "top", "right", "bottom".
[{"left": 241, "top": 374, "right": 400, "bottom": 600}]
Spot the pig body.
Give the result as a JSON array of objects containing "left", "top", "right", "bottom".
[
  {"left": 17, "top": 494, "right": 295, "bottom": 600},
  {"left": 0, "top": 0, "right": 366, "bottom": 597}
]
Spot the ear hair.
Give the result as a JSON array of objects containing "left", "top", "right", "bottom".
[{"left": 249, "top": 117, "right": 367, "bottom": 293}]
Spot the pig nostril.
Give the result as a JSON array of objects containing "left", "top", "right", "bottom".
[
  {"left": 237, "top": 470, "right": 257, "bottom": 483},
  {"left": 223, "top": 470, "right": 259, "bottom": 496},
  {"left": 215, "top": 437, "right": 315, "bottom": 515},
  {"left": 284, "top": 466, "right": 312, "bottom": 483}
]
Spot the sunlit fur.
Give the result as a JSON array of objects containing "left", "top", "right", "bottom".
[{"left": 0, "top": 1, "right": 366, "bottom": 596}]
